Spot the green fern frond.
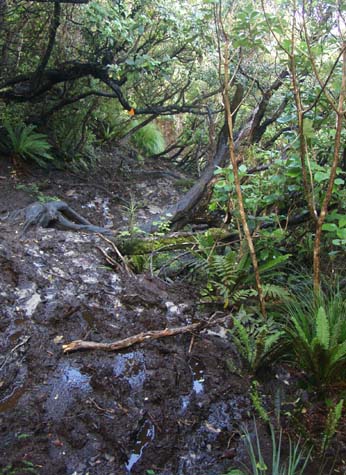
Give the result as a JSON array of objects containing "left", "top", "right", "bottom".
[
  {"left": 316, "top": 306, "right": 330, "bottom": 350},
  {"left": 231, "top": 318, "right": 251, "bottom": 358},
  {"left": 231, "top": 288, "right": 255, "bottom": 303},
  {"left": 262, "top": 284, "right": 290, "bottom": 301},
  {"left": 330, "top": 342, "right": 346, "bottom": 365}
]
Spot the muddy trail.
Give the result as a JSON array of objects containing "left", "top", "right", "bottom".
[
  {"left": 1, "top": 151, "right": 341, "bottom": 475},
  {"left": 0, "top": 152, "right": 257, "bottom": 475}
]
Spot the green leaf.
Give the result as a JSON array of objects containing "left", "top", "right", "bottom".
[
  {"left": 322, "top": 223, "right": 338, "bottom": 232},
  {"left": 224, "top": 470, "right": 246, "bottom": 475},
  {"left": 330, "top": 342, "right": 346, "bottom": 365},
  {"left": 337, "top": 228, "right": 346, "bottom": 240},
  {"left": 316, "top": 307, "right": 330, "bottom": 350},
  {"left": 338, "top": 216, "right": 346, "bottom": 228},
  {"left": 303, "top": 118, "right": 314, "bottom": 138},
  {"left": 314, "top": 171, "right": 329, "bottom": 183}
]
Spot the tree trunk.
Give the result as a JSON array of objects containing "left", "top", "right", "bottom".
[{"left": 157, "top": 72, "right": 287, "bottom": 231}]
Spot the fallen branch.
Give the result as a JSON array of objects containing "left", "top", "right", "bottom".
[{"left": 62, "top": 321, "right": 202, "bottom": 353}]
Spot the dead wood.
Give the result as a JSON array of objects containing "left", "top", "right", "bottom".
[
  {"left": 110, "top": 227, "right": 234, "bottom": 256},
  {"left": 62, "top": 321, "right": 202, "bottom": 353}
]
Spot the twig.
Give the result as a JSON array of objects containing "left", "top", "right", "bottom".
[
  {"left": 62, "top": 315, "right": 231, "bottom": 354},
  {"left": 97, "top": 233, "right": 134, "bottom": 276},
  {"left": 62, "top": 322, "right": 201, "bottom": 353},
  {"left": 188, "top": 335, "right": 195, "bottom": 354}
]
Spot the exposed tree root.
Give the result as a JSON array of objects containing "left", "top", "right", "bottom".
[{"left": 17, "top": 200, "right": 113, "bottom": 236}]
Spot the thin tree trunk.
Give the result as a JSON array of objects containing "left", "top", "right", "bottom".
[
  {"left": 289, "top": 0, "right": 317, "bottom": 223},
  {"left": 222, "top": 41, "right": 267, "bottom": 318},
  {"left": 33, "top": 1, "right": 61, "bottom": 87},
  {"left": 313, "top": 43, "right": 346, "bottom": 292}
]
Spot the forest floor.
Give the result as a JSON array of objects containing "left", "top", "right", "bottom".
[{"left": 0, "top": 149, "right": 340, "bottom": 475}]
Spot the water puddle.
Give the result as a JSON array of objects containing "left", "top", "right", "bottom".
[
  {"left": 190, "top": 359, "right": 205, "bottom": 395},
  {"left": 45, "top": 362, "right": 91, "bottom": 421},
  {"left": 125, "top": 419, "right": 155, "bottom": 473},
  {"left": 113, "top": 352, "right": 146, "bottom": 390},
  {"left": 0, "top": 386, "right": 26, "bottom": 413},
  {"left": 180, "top": 395, "right": 190, "bottom": 413},
  {"left": 179, "top": 359, "right": 206, "bottom": 413}
]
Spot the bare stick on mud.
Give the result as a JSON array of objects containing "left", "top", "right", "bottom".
[{"left": 62, "top": 322, "right": 202, "bottom": 353}]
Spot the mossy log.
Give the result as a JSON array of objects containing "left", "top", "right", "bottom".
[{"left": 113, "top": 228, "right": 234, "bottom": 256}]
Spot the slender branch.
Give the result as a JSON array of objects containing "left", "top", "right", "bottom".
[
  {"left": 289, "top": 0, "right": 317, "bottom": 222},
  {"left": 313, "top": 42, "right": 346, "bottom": 292}
]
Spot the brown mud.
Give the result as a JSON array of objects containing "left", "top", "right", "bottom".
[{"left": 0, "top": 151, "right": 343, "bottom": 475}]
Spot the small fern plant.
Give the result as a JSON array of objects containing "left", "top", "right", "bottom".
[
  {"left": 230, "top": 312, "right": 284, "bottom": 373},
  {"left": 193, "top": 231, "right": 290, "bottom": 309},
  {"left": 0, "top": 122, "right": 54, "bottom": 167},
  {"left": 281, "top": 287, "right": 346, "bottom": 388}
]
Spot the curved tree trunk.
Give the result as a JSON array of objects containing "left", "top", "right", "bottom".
[{"left": 160, "top": 71, "right": 287, "bottom": 231}]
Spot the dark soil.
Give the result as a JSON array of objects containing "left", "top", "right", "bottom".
[{"left": 0, "top": 151, "right": 343, "bottom": 475}]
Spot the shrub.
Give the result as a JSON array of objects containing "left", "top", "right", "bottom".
[
  {"left": 230, "top": 313, "right": 284, "bottom": 373},
  {"left": 131, "top": 122, "right": 165, "bottom": 156}
]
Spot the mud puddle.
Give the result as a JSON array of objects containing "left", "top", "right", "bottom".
[
  {"left": 125, "top": 419, "right": 155, "bottom": 473},
  {"left": 45, "top": 362, "right": 91, "bottom": 421}
]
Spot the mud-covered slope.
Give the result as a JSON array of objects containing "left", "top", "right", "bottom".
[
  {"left": 0, "top": 223, "right": 251, "bottom": 475},
  {"left": 0, "top": 155, "right": 252, "bottom": 475}
]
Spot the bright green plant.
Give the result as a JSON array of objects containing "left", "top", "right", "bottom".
[
  {"left": 281, "top": 286, "right": 346, "bottom": 388},
  {"left": 322, "top": 210, "right": 346, "bottom": 250},
  {"left": 250, "top": 380, "right": 270, "bottom": 422},
  {"left": 224, "top": 422, "right": 311, "bottom": 475},
  {"left": 131, "top": 122, "right": 165, "bottom": 156},
  {"left": 0, "top": 122, "right": 54, "bottom": 167}
]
